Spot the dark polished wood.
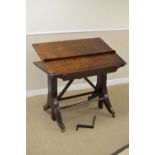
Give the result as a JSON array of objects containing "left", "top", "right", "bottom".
[
  {"left": 45, "top": 76, "right": 57, "bottom": 121},
  {"left": 33, "top": 38, "right": 114, "bottom": 61},
  {"left": 33, "top": 38, "right": 126, "bottom": 132},
  {"left": 96, "top": 74, "right": 115, "bottom": 117},
  {"left": 34, "top": 52, "right": 125, "bottom": 79}
]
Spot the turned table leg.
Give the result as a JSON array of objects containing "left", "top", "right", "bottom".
[{"left": 97, "top": 74, "right": 115, "bottom": 117}]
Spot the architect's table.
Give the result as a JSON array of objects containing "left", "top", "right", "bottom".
[{"left": 33, "top": 38, "right": 126, "bottom": 132}]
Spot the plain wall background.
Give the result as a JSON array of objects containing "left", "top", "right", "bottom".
[{"left": 27, "top": 0, "right": 128, "bottom": 34}]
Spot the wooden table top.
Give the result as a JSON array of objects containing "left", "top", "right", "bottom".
[
  {"left": 33, "top": 38, "right": 114, "bottom": 62},
  {"left": 33, "top": 38, "right": 126, "bottom": 79}
]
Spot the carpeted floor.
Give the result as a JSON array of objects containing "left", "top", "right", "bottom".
[
  {"left": 119, "top": 149, "right": 129, "bottom": 155},
  {"left": 27, "top": 84, "right": 129, "bottom": 155}
]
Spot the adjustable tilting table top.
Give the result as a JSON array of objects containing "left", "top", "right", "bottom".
[
  {"left": 33, "top": 38, "right": 126, "bottom": 80},
  {"left": 33, "top": 37, "right": 126, "bottom": 132}
]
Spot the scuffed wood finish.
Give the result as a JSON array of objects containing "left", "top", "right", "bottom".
[
  {"left": 34, "top": 52, "right": 126, "bottom": 80},
  {"left": 43, "top": 52, "right": 125, "bottom": 76},
  {"left": 33, "top": 38, "right": 114, "bottom": 61}
]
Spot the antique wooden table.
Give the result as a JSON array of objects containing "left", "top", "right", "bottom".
[{"left": 33, "top": 38, "right": 126, "bottom": 132}]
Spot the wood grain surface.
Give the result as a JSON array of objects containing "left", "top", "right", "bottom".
[
  {"left": 33, "top": 38, "right": 126, "bottom": 79},
  {"left": 33, "top": 38, "right": 114, "bottom": 61},
  {"left": 34, "top": 53, "right": 126, "bottom": 78}
]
